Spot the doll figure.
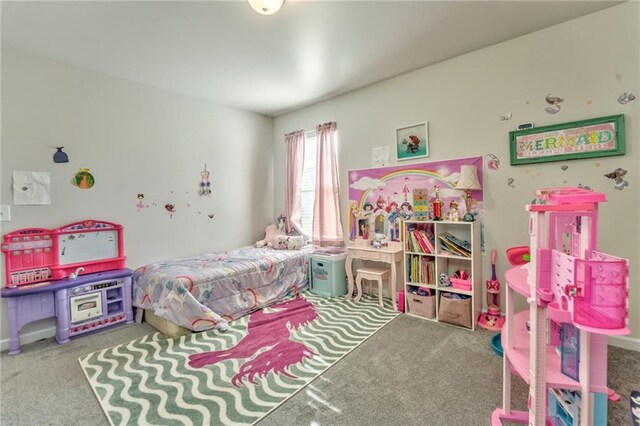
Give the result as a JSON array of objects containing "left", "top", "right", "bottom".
[
  {"left": 360, "top": 222, "right": 370, "bottom": 240},
  {"left": 362, "top": 202, "right": 374, "bottom": 217},
  {"left": 375, "top": 195, "right": 387, "bottom": 212},
  {"left": 464, "top": 197, "right": 479, "bottom": 222},
  {"left": 387, "top": 209, "right": 401, "bottom": 241},
  {"left": 386, "top": 201, "right": 399, "bottom": 214},
  {"left": 136, "top": 193, "right": 146, "bottom": 211},
  {"left": 448, "top": 200, "right": 461, "bottom": 221},
  {"left": 399, "top": 202, "right": 413, "bottom": 220},
  {"left": 348, "top": 201, "right": 360, "bottom": 241}
]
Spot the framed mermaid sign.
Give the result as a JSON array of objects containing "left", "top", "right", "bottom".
[{"left": 509, "top": 114, "right": 625, "bottom": 165}]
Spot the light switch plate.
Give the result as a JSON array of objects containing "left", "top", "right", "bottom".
[{"left": 0, "top": 205, "right": 11, "bottom": 221}]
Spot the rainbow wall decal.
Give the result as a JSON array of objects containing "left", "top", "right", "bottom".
[{"left": 348, "top": 156, "right": 483, "bottom": 218}]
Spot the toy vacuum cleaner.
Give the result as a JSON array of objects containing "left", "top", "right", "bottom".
[{"left": 478, "top": 249, "right": 505, "bottom": 331}]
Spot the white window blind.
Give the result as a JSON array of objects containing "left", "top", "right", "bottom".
[{"left": 299, "top": 132, "right": 317, "bottom": 236}]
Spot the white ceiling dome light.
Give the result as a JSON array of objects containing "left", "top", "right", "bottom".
[{"left": 248, "top": 0, "right": 284, "bottom": 15}]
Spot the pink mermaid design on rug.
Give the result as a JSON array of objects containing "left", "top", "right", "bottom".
[{"left": 188, "top": 296, "right": 318, "bottom": 386}]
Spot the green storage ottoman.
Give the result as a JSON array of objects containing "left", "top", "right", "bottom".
[{"left": 309, "top": 250, "right": 347, "bottom": 297}]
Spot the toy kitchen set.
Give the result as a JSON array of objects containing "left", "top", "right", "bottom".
[{"left": 1, "top": 220, "right": 133, "bottom": 355}]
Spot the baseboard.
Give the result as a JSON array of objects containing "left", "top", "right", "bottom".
[
  {"left": 608, "top": 335, "right": 640, "bottom": 352},
  {"left": 2, "top": 324, "right": 638, "bottom": 353},
  {"left": 1, "top": 326, "right": 56, "bottom": 353}
]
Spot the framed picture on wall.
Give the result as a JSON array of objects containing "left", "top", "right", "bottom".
[
  {"left": 396, "top": 122, "right": 429, "bottom": 161},
  {"left": 509, "top": 114, "right": 625, "bottom": 165}
]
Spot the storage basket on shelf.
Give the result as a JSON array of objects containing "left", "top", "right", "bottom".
[
  {"left": 438, "top": 292, "right": 472, "bottom": 328},
  {"left": 407, "top": 290, "right": 436, "bottom": 319},
  {"left": 450, "top": 277, "right": 472, "bottom": 291},
  {"left": 449, "top": 269, "right": 472, "bottom": 291}
]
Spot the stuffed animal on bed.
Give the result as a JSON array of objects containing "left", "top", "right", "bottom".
[
  {"left": 256, "top": 215, "right": 286, "bottom": 248},
  {"left": 256, "top": 215, "right": 304, "bottom": 250}
]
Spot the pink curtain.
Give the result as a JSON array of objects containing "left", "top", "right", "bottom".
[
  {"left": 284, "top": 130, "right": 305, "bottom": 234},
  {"left": 313, "top": 122, "right": 344, "bottom": 247}
]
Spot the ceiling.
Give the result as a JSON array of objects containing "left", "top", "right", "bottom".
[{"left": 1, "top": 1, "right": 622, "bottom": 117}]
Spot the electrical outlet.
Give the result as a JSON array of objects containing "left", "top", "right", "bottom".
[{"left": 0, "top": 205, "right": 11, "bottom": 221}]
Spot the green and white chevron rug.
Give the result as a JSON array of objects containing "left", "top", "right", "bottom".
[{"left": 79, "top": 293, "right": 398, "bottom": 426}]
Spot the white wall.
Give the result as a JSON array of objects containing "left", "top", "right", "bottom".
[
  {"left": 273, "top": 3, "right": 640, "bottom": 346},
  {"left": 0, "top": 49, "right": 274, "bottom": 346}
]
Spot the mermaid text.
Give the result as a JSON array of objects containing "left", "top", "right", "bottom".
[{"left": 516, "top": 124, "right": 616, "bottom": 159}]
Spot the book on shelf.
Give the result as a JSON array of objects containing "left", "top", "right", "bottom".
[
  {"left": 405, "top": 222, "right": 435, "bottom": 254},
  {"left": 408, "top": 255, "right": 416, "bottom": 283},
  {"left": 438, "top": 232, "right": 471, "bottom": 258},
  {"left": 411, "top": 231, "right": 422, "bottom": 252},
  {"left": 412, "top": 256, "right": 419, "bottom": 283},
  {"left": 425, "top": 232, "right": 435, "bottom": 253},
  {"left": 423, "top": 258, "right": 434, "bottom": 284},
  {"left": 412, "top": 230, "right": 431, "bottom": 253},
  {"left": 406, "top": 254, "right": 435, "bottom": 285},
  {"left": 406, "top": 223, "right": 416, "bottom": 252},
  {"left": 406, "top": 228, "right": 435, "bottom": 254},
  {"left": 411, "top": 256, "right": 415, "bottom": 282},
  {"left": 428, "top": 233, "right": 435, "bottom": 252},
  {"left": 416, "top": 230, "right": 435, "bottom": 253}
]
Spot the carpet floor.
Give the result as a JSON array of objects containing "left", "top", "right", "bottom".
[{"left": 1, "top": 314, "right": 638, "bottom": 425}]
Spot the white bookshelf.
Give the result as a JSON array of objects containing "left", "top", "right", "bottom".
[{"left": 403, "top": 220, "right": 482, "bottom": 330}]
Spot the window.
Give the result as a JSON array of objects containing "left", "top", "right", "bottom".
[{"left": 299, "top": 132, "right": 316, "bottom": 236}]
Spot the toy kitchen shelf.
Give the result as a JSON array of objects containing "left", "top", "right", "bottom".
[
  {"left": 403, "top": 220, "right": 481, "bottom": 330},
  {"left": 1, "top": 269, "right": 134, "bottom": 355}
]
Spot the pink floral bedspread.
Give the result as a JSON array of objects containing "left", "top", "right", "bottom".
[{"left": 132, "top": 245, "right": 312, "bottom": 331}]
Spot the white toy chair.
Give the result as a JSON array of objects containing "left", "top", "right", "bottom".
[{"left": 355, "top": 266, "right": 391, "bottom": 308}]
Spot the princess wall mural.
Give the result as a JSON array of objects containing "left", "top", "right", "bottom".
[{"left": 347, "top": 156, "right": 484, "bottom": 246}]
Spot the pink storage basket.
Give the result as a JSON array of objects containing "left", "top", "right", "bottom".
[{"left": 450, "top": 278, "right": 472, "bottom": 291}]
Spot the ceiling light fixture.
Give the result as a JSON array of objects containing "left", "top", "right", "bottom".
[{"left": 248, "top": 0, "right": 284, "bottom": 15}]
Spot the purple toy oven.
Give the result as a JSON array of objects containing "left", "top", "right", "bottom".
[
  {"left": 57, "top": 271, "right": 133, "bottom": 338},
  {"left": 1, "top": 269, "right": 133, "bottom": 355}
]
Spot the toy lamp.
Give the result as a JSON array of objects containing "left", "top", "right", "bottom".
[{"left": 456, "top": 165, "right": 482, "bottom": 222}]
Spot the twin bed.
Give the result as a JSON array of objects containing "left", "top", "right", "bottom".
[{"left": 133, "top": 245, "right": 313, "bottom": 335}]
